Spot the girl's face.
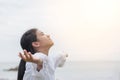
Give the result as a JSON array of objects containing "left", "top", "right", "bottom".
[{"left": 36, "top": 30, "right": 54, "bottom": 48}]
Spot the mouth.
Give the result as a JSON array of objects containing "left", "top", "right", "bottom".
[
  {"left": 48, "top": 38, "right": 52, "bottom": 41},
  {"left": 49, "top": 37, "right": 52, "bottom": 40}
]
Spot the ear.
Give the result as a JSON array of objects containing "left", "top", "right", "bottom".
[{"left": 32, "top": 42, "right": 40, "bottom": 48}]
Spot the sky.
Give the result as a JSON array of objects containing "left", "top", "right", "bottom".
[{"left": 0, "top": 0, "right": 120, "bottom": 62}]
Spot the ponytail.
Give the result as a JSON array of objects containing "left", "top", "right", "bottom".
[
  {"left": 17, "top": 28, "right": 37, "bottom": 80},
  {"left": 17, "top": 60, "right": 26, "bottom": 80}
]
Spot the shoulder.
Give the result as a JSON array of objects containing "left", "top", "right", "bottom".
[{"left": 34, "top": 52, "right": 48, "bottom": 60}]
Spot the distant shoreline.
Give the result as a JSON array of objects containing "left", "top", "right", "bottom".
[
  {"left": 3, "top": 66, "right": 18, "bottom": 71},
  {"left": 0, "top": 78, "right": 16, "bottom": 80}
]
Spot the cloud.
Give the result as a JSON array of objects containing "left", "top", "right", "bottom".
[{"left": 0, "top": 0, "right": 120, "bottom": 62}]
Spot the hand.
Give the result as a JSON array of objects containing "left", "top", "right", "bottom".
[
  {"left": 62, "top": 51, "right": 68, "bottom": 57},
  {"left": 19, "top": 49, "right": 42, "bottom": 64},
  {"left": 65, "top": 53, "right": 68, "bottom": 57}
]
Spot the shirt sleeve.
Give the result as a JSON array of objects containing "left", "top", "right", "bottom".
[
  {"left": 24, "top": 53, "right": 48, "bottom": 79},
  {"left": 54, "top": 53, "right": 67, "bottom": 68},
  {"left": 31, "top": 59, "right": 47, "bottom": 78}
]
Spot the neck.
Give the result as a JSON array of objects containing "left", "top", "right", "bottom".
[{"left": 36, "top": 47, "right": 50, "bottom": 56}]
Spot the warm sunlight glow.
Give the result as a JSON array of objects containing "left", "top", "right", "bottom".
[
  {"left": 0, "top": 0, "right": 120, "bottom": 62},
  {"left": 45, "top": 0, "right": 120, "bottom": 61}
]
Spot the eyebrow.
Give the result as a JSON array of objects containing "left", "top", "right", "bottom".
[
  {"left": 40, "top": 32, "right": 43, "bottom": 34},
  {"left": 40, "top": 32, "right": 44, "bottom": 35}
]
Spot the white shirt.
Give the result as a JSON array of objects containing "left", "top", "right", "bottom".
[{"left": 23, "top": 52, "right": 67, "bottom": 80}]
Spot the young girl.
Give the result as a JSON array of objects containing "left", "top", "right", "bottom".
[{"left": 17, "top": 28, "right": 68, "bottom": 80}]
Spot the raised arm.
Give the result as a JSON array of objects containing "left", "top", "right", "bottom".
[
  {"left": 19, "top": 49, "right": 43, "bottom": 71},
  {"left": 54, "top": 52, "right": 68, "bottom": 68}
]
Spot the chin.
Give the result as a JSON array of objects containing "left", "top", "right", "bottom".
[
  {"left": 50, "top": 42, "right": 54, "bottom": 46},
  {"left": 48, "top": 40, "right": 54, "bottom": 47}
]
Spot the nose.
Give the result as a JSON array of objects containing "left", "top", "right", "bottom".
[{"left": 47, "top": 34, "right": 50, "bottom": 38}]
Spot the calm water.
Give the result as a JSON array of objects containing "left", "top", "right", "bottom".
[{"left": 1, "top": 61, "right": 120, "bottom": 80}]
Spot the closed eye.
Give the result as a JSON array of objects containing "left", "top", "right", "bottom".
[{"left": 40, "top": 32, "right": 44, "bottom": 36}]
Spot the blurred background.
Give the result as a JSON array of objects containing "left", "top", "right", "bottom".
[
  {"left": 0, "top": 0, "right": 120, "bottom": 80},
  {"left": 0, "top": 0, "right": 120, "bottom": 62}
]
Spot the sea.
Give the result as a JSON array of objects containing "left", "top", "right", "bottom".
[{"left": 1, "top": 61, "right": 120, "bottom": 80}]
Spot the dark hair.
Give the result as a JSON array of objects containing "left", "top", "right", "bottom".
[{"left": 17, "top": 28, "right": 38, "bottom": 80}]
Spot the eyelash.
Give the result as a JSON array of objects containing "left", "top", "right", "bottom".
[{"left": 41, "top": 33, "right": 44, "bottom": 35}]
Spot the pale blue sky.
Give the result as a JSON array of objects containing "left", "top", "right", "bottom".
[{"left": 0, "top": 0, "right": 120, "bottom": 62}]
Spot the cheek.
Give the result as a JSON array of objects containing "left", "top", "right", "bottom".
[{"left": 40, "top": 38, "right": 48, "bottom": 43}]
